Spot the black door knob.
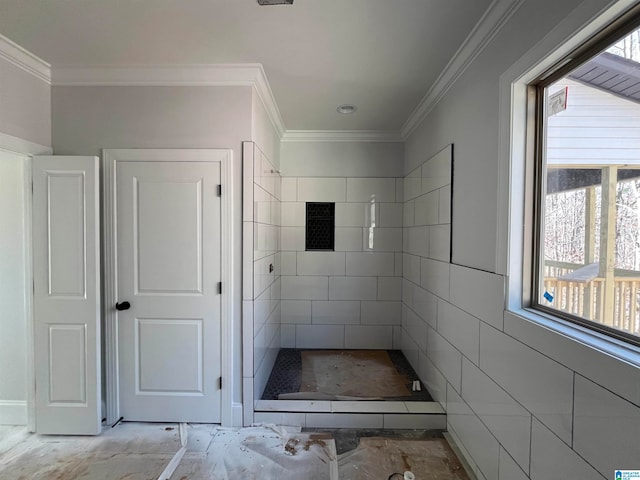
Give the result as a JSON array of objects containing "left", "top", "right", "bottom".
[{"left": 115, "top": 301, "right": 131, "bottom": 311}]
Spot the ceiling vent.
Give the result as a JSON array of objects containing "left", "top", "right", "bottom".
[{"left": 257, "top": 0, "right": 293, "bottom": 4}]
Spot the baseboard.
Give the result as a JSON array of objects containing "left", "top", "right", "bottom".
[
  {"left": 0, "top": 400, "right": 28, "bottom": 425},
  {"left": 443, "top": 429, "right": 480, "bottom": 480},
  {"left": 232, "top": 402, "right": 244, "bottom": 428}
]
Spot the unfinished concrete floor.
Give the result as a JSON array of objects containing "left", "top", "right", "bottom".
[{"left": 0, "top": 423, "right": 470, "bottom": 479}]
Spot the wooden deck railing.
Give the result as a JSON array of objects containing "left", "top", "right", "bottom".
[{"left": 543, "top": 262, "right": 640, "bottom": 336}]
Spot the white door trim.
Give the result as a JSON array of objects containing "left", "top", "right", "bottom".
[
  {"left": 102, "top": 148, "right": 234, "bottom": 426},
  {"left": 0, "top": 135, "right": 51, "bottom": 432}
]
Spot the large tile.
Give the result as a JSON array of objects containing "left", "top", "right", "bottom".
[
  {"left": 253, "top": 412, "right": 306, "bottom": 427},
  {"left": 499, "top": 448, "right": 529, "bottom": 480},
  {"left": 280, "top": 226, "right": 305, "bottom": 251},
  {"left": 395, "top": 178, "right": 404, "bottom": 203},
  {"left": 329, "top": 276, "right": 377, "bottom": 300},
  {"left": 281, "top": 324, "right": 295, "bottom": 347},
  {"left": 413, "top": 284, "right": 437, "bottom": 328},
  {"left": 428, "top": 224, "right": 451, "bottom": 262},
  {"left": 403, "top": 304, "right": 428, "bottom": 352},
  {"left": 297, "top": 251, "right": 346, "bottom": 276},
  {"left": 462, "top": 359, "right": 531, "bottom": 473},
  {"left": 255, "top": 400, "right": 331, "bottom": 412},
  {"left": 420, "top": 258, "right": 450, "bottom": 300},
  {"left": 311, "top": 300, "right": 360, "bottom": 325},
  {"left": 414, "top": 190, "right": 440, "bottom": 226},
  {"left": 404, "top": 167, "right": 421, "bottom": 201},
  {"left": 403, "top": 201, "right": 415, "bottom": 227},
  {"left": 573, "top": 375, "right": 640, "bottom": 478},
  {"left": 331, "top": 401, "right": 407, "bottom": 413},
  {"left": 383, "top": 414, "right": 446, "bottom": 430},
  {"left": 281, "top": 177, "right": 297, "bottom": 202},
  {"left": 422, "top": 145, "right": 452, "bottom": 194},
  {"left": 346, "top": 252, "right": 395, "bottom": 276},
  {"left": 364, "top": 227, "right": 402, "bottom": 252},
  {"left": 530, "top": 418, "right": 603, "bottom": 480},
  {"left": 335, "top": 227, "right": 363, "bottom": 252},
  {"left": 437, "top": 300, "right": 480, "bottom": 365},
  {"left": 281, "top": 275, "right": 328, "bottom": 300},
  {"left": 346, "top": 178, "right": 396, "bottom": 202},
  {"left": 297, "top": 177, "right": 346, "bottom": 202},
  {"left": 345, "top": 325, "right": 393, "bottom": 349},
  {"left": 296, "top": 324, "right": 344, "bottom": 348},
  {"left": 281, "top": 300, "right": 311, "bottom": 324},
  {"left": 428, "top": 327, "right": 462, "bottom": 391},
  {"left": 305, "top": 413, "right": 383, "bottom": 429},
  {"left": 335, "top": 203, "right": 372, "bottom": 227},
  {"left": 403, "top": 253, "right": 421, "bottom": 285},
  {"left": 361, "top": 301, "right": 401, "bottom": 325},
  {"left": 439, "top": 185, "right": 451, "bottom": 224},
  {"left": 479, "top": 323, "right": 574, "bottom": 445},
  {"left": 504, "top": 310, "right": 640, "bottom": 408},
  {"left": 377, "top": 276, "right": 402, "bottom": 301},
  {"left": 280, "top": 202, "right": 304, "bottom": 227},
  {"left": 394, "top": 252, "right": 403, "bottom": 276},
  {"left": 406, "top": 226, "right": 429, "bottom": 257},
  {"left": 418, "top": 353, "right": 447, "bottom": 406},
  {"left": 379, "top": 203, "right": 403, "bottom": 227},
  {"left": 450, "top": 264, "right": 505, "bottom": 330},
  {"left": 447, "top": 384, "right": 500, "bottom": 480},
  {"left": 280, "top": 251, "right": 296, "bottom": 275}
]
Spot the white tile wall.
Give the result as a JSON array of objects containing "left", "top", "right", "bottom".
[
  {"left": 345, "top": 325, "right": 393, "bottom": 349},
  {"left": 297, "top": 177, "right": 346, "bottom": 202},
  {"left": 346, "top": 178, "right": 396, "bottom": 202},
  {"left": 295, "top": 325, "right": 344, "bottom": 349},
  {"left": 420, "top": 258, "right": 450, "bottom": 299},
  {"left": 450, "top": 264, "right": 505, "bottom": 330},
  {"left": 573, "top": 374, "right": 640, "bottom": 478},
  {"left": 427, "top": 326, "right": 462, "bottom": 392},
  {"left": 243, "top": 144, "right": 282, "bottom": 420},
  {"left": 281, "top": 275, "right": 328, "bottom": 300},
  {"left": 329, "top": 276, "right": 377, "bottom": 300},
  {"left": 499, "top": 448, "right": 529, "bottom": 480},
  {"left": 279, "top": 175, "right": 403, "bottom": 348},
  {"left": 296, "top": 252, "right": 346, "bottom": 276},
  {"left": 312, "top": 300, "right": 360, "bottom": 325},
  {"left": 447, "top": 384, "right": 500, "bottom": 480},
  {"left": 414, "top": 190, "right": 439, "bottom": 226},
  {"left": 530, "top": 419, "right": 603, "bottom": 480},
  {"left": 479, "top": 323, "right": 574, "bottom": 445},
  {"left": 428, "top": 224, "right": 451, "bottom": 262},
  {"left": 462, "top": 359, "right": 531, "bottom": 473},
  {"left": 437, "top": 300, "right": 480, "bottom": 365}
]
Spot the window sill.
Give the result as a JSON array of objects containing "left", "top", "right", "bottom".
[{"left": 505, "top": 306, "right": 640, "bottom": 369}]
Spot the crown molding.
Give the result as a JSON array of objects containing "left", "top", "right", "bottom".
[
  {"left": 0, "top": 131, "right": 52, "bottom": 156},
  {"left": 52, "top": 63, "right": 286, "bottom": 138},
  {"left": 401, "top": 0, "right": 526, "bottom": 139},
  {"left": 282, "top": 130, "right": 403, "bottom": 142},
  {"left": 0, "top": 34, "right": 51, "bottom": 84}
]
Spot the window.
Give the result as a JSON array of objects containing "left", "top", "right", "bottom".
[
  {"left": 305, "top": 202, "right": 335, "bottom": 251},
  {"left": 533, "top": 13, "right": 640, "bottom": 345}
]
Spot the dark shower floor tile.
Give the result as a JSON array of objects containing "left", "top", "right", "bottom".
[{"left": 261, "top": 349, "right": 433, "bottom": 401}]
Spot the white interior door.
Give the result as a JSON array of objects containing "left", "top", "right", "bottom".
[
  {"left": 32, "top": 156, "right": 101, "bottom": 435},
  {"left": 117, "top": 161, "right": 221, "bottom": 422}
]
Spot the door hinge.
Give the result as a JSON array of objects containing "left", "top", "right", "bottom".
[
  {"left": 217, "top": 282, "right": 222, "bottom": 294},
  {"left": 218, "top": 376, "right": 222, "bottom": 390},
  {"left": 217, "top": 184, "right": 222, "bottom": 197}
]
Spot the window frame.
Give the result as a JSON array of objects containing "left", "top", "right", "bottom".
[{"left": 529, "top": 8, "right": 640, "bottom": 348}]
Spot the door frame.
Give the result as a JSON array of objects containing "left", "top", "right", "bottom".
[
  {"left": 102, "top": 149, "right": 234, "bottom": 426},
  {"left": 0, "top": 132, "right": 52, "bottom": 432}
]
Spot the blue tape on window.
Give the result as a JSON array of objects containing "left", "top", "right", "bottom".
[{"left": 543, "top": 291, "right": 554, "bottom": 302}]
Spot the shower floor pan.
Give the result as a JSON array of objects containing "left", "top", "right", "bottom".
[{"left": 254, "top": 349, "right": 445, "bottom": 430}]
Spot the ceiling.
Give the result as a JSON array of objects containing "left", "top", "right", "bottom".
[{"left": 0, "top": 0, "right": 493, "bottom": 132}]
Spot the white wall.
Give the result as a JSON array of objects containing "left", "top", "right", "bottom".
[
  {"left": 242, "top": 143, "right": 281, "bottom": 424},
  {"left": 51, "top": 85, "right": 253, "bottom": 406},
  {"left": 0, "top": 151, "right": 29, "bottom": 425},
  {"left": 406, "top": 0, "right": 640, "bottom": 479},
  {"left": 0, "top": 56, "right": 51, "bottom": 147}
]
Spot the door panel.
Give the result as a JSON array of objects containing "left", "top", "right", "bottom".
[
  {"left": 117, "top": 161, "right": 221, "bottom": 422},
  {"left": 32, "top": 156, "right": 101, "bottom": 435}
]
